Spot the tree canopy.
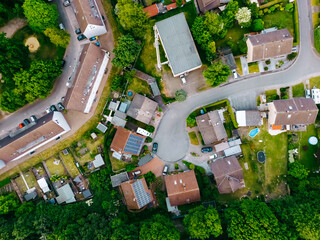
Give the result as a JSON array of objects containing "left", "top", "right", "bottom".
[
  {"left": 203, "top": 61, "right": 231, "bottom": 86},
  {"left": 0, "top": 193, "right": 20, "bottom": 215},
  {"left": 44, "top": 27, "right": 70, "bottom": 48},
  {"left": 252, "top": 19, "right": 264, "bottom": 31},
  {"left": 236, "top": 7, "right": 252, "bottom": 27},
  {"left": 175, "top": 89, "right": 187, "bottom": 102}
]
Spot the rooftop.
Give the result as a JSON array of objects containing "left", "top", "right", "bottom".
[
  {"left": 73, "top": 0, "right": 105, "bottom": 28},
  {"left": 197, "top": 0, "right": 220, "bottom": 12},
  {"left": 236, "top": 110, "right": 262, "bottom": 127},
  {"left": 143, "top": 4, "right": 159, "bottom": 18},
  {"left": 55, "top": 183, "right": 76, "bottom": 204},
  {"left": 110, "top": 172, "right": 130, "bottom": 187}
]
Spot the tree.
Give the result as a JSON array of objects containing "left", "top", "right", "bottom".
[
  {"left": 225, "top": 200, "right": 285, "bottom": 240},
  {"left": 287, "top": 52, "right": 297, "bottom": 61},
  {"left": 44, "top": 27, "right": 70, "bottom": 48},
  {"left": 111, "top": 223, "right": 138, "bottom": 240},
  {"left": 115, "top": 0, "right": 149, "bottom": 38},
  {"left": 239, "top": 37, "right": 248, "bottom": 54},
  {"left": 143, "top": 171, "right": 156, "bottom": 185},
  {"left": 140, "top": 214, "right": 180, "bottom": 240},
  {"left": 112, "top": 34, "right": 141, "bottom": 69},
  {"left": 186, "top": 116, "right": 197, "bottom": 127},
  {"left": 203, "top": 61, "right": 231, "bottom": 86},
  {"left": 203, "top": 12, "right": 224, "bottom": 38},
  {"left": 288, "top": 162, "right": 309, "bottom": 180},
  {"left": 146, "top": 125, "right": 155, "bottom": 133},
  {"left": 252, "top": 19, "right": 264, "bottom": 31},
  {"left": 23, "top": 0, "right": 58, "bottom": 32},
  {"left": 175, "top": 89, "right": 187, "bottom": 102},
  {"left": 0, "top": 193, "right": 20, "bottom": 215},
  {"left": 126, "top": 163, "right": 136, "bottom": 172},
  {"left": 315, "top": 26, "right": 320, "bottom": 54},
  {"left": 235, "top": 7, "right": 252, "bottom": 28},
  {"left": 110, "top": 75, "right": 126, "bottom": 91},
  {"left": 183, "top": 205, "right": 222, "bottom": 239},
  {"left": 222, "top": 0, "right": 239, "bottom": 28}
]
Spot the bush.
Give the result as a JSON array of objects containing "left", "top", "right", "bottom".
[
  {"left": 146, "top": 125, "right": 155, "bottom": 133},
  {"left": 285, "top": 3, "right": 294, "bottom": 11},
  {"left": 145, "top": 137, "right": 153, "bottom": 143},
  {"left": 126, "top": 164, "right": 136, "bottom": 172},
  {"left": 186, "top": 116, "right": 197, "bottom": 128},
  {"left": 287, "top": 52, "right": 297, "bottom": 61},
  {"left": 252, "top": 19, "right": 264, "bottom": 32},
  {"left": 143, "top": 145, "right": 148, "bottom": 151},
  {"left": 175, "top": 89, "right": 187, "bottom": 102},
  {"left": 264, "top": 67, "right": 268, "bottom": 71},
  {"left": 265, "top": 59, "right": 271, "bottom": 65},
  {"left": 175, "top": 163, "right": 179, "bottom": 170},
  {"left": 315, "top": 26, "right": 320, "bottom": 54},
  {"left": 189, "top": 164, "right": 195, "bottom": 170}
]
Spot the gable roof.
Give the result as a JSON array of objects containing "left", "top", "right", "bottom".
[
  {"left": 236, "top": 110, "right": 262, "bottom": 127},
  {"left": 196, "top": 111, "right": 227, "bottom": 145},
  {"left": 197, "top": 0, "right": 220, "bottom": 13},
  {"left": 126, "top": 94, "right": 158, "bottom": 124},
  {"left": 271, "top": 98, "right": 318, "bottom": 125},
  {"left": 247, "top": 29, "right": 293, "bottom": 62},
  {"left": 24, "top": 190, "right": 37, "bottom": 201},
  {"left": 209, "top": 156, "right": 244, "bottom": 194},
  {"left": 110, "top": 172, "right": 130, "bottom": 187},
  {"left": 143, "top": 4, "right": 159, "bottom": 18},
  {"left": 130, "top": 156, "right": 165, "bottom": 178},
  {"left": 155, "top": 13, "right": 202, "bottom": 77},
  {"left": 165, "top": 170, "right": 200, "bottom": 206},
  {"left": 120, "top": 178, "right": 153, "bottom": 209},
  {"left": 55, "top": 183, "right": 76, "bottom": 204}
]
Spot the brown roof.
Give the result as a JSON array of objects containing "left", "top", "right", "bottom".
[
  {"left": 73, "top": 0, "right": 105, "bottom": 32},
  {"left": 65, "top": 43, "right": 106, "bottom": 113},
  {"left": 166, "top": 2, "right": 177, "bottom": 11},
  {"left": 130, "top": 156, "right": 165, "bottom": 178},
  {"left": 209, "top": 156, "right": 244, "bottom": 194},
  {"left": 126, "top": 94, "right": 158, "bottom": 124},
  {"left": 197, "top": 0, "right": 220, "bottom": 12},
  {"left": 247, "top": 29, "right": 293, "bottom": 62},
  {"left": 0, "top": 112, "right": 65, "bottom": 162},
  {"left": 143, "top": 4, "right": 159, "bottom": 18},
  {"left": 165, "top": 170, "right": 200, "bottom": 206},
  {"left": 120, "top": 178, "right": 153, "bottom": 209},
  {"left": 272, "top": 98, "right": 318, "bottom": 125},
  {"left": 196, "top": 111, "right": 227, "bottom": 145}
]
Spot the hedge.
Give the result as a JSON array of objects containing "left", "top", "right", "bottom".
[
  {"left": 293, "top": 0, "right": 299, "bottom": 45},
  {"left": 259, "top": 0, "right": 284, "bottom": 9}
]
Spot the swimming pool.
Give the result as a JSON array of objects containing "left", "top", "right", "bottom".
[
  {"left": 127, "top": 90, "right": 133, "bottom": 97},
  {"left": 249, "top": 128, "right": 260, "bottom": 138}
]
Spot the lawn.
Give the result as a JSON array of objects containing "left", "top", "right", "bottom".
[
  {"left": 15, "top": 170, "right": 38, "bottom": 193},
  {"left": 311, "top": 0, "right": 319, "bottom": 6},
  {"left": 297, "top": 125, "right": 320, "bottom": 171},
  {"left": 235, "top": 57, "right": 243, "bottom": 75},
  {"left": 292, "top": 83, "right": 305, "bottom": 97},
  {"left": 45, "top": 157, "right": 67, "bottom": 177},
  {"left": 78, "top": 137, "right": 104, "bottom": 166},
  {"left": 262, "top": 11, "right": 294, "bottom": 40},
  {"left": 310, "top": 76, "right": 320, "bottom": 88},
  {"left": 109, "top": 153, "right": 128, "bottom": 171},
  {"left": 34, "top": 163, "right": 46, "bottom": 176},
  {"left": 60, "top": 151, "right": 79, "bottom": 178},
  {"left": 188, "top": 131, "right": 199, "bottom": 145},
  {"left": 248, "top": 62, "right": 260, "bottom": 74},
  {"left": 313, "top": 13, "right": 320, "bottom": 28},
  {"left": 127, "top": 77, "right": 152, "bottom": 98}
]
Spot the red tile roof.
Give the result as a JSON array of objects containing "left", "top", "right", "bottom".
[
  {"left": 166, "top": 2, "right": 177, "bottom": 10},
  {"left": 143, "top": 4, "right": 159, "bottom": 18}
]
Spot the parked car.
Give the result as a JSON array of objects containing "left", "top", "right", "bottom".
[
  {"left": 19, "top": 123, "right": 25, "bottom": 128},
  {"left": 61, "top": 60, "right": 66, "bottom": 68},
  {"left": 63, "top": 0, "right": 71, "bottom": 7},
  {"left": 57, "top": 102, "right": 65, "bottom": 111},
  {"left": 46, "top": 108, "right": 51, "bottom": 114},
  {"left": 180, "top": 75, "right": 186, "bottom": 84},
  {"left": 30, "top": 115, "right": 37, "bottom": 122},
  {"left": 23, "top": 119, "right": 30, "bottom": 126},
  {"left": 133, "top": 170, "right": 141, "bottom": 176},
  {"left": 89, "top": 36, "right": 97, "bottom": 41},
  {"left": 77, "top": 34, "right": 86, "bottom": 41},
  {"left": 209, "top": 154, "right": 218, "bottom": 160},
  {"left": 152, "top": 142, "right": 158, "bottom": 153},
  {"left": 232, "top": 69, "right": 238, "bottom": 79},
  {"left": 50, "top": 105, "right": 57, "bottom": 112},
  {"left": 305, "top": 89, "right": 311, "bottom": 98},
  {"left": 59, "top": 23, "right": 65, "bottom": 30},
  {"left": 75, "top": 28, "right": 81, "bottom": 35},
  {"left": 201, "top": 147, "right": 212, "bottom": 153},
  {"left": 162, "top": 165, "right": 168, "bottom": 175}
]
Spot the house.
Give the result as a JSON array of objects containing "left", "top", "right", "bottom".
[
  {"left": 143, "top": 4, "right": 159, "bottom": 18},
  {"left": 129, "top": 155, "right": 165, "bottom": 178},
  {"left": 73, "top": 0, "right": 107, "bottom": 38},
  {"left": 37, "top": 178, "right": 50, "bottom": 193},
  {"left": 126, "top": 94, "right": 158, "bottom": 124},
  {"left": 111, "top": 111, "right": 127, "bottom": 127},
  {"left": 154, "top": 13, "right": 202, "bottom": 77},
  {"left": 197, "top": 0, "right": 220, "bottom": 13},
  {"left": 209, "top": 156, "right": 245, "bottom": 194},
  {"left": 55, "top": 183, "right": 76, "bottom": 204},
  {"left": 93, "top": 154, "right": 105, "bottom": 168},
  {"left": 236, "top": 110, "right": 263, "bottom": 127},
  {"left": 110, "top": 172, "right": 130, "bottom": 187},
  {"left": 24, "top": 190, "right": 38, "bottom": 202},
  {"left": 166, "top": 2, "right": 177, "bottom": 11},
  {"left": 0, "top": 112, "right": 70, "bottom": 165},
  {"left": 196, "top": 111, "right": 227, "bottom": 145},
  {"left": 65, "top": 43, "right": 109, "bottom": 113},
  {"left": 110, "top": 127, "right": 146, "bottom": 157},
  {"left": 214, "top": 138, "right": 242, "bottom": 157},
  {"left": 268, "top": 98, "right": 318, "bottom": 130},
  {"left": 246, "top": 29, "right": 293, "bottom": 62},
  {"left": 311, "top": 88, "right": 320, "bottom": 104},
  {"left": 96, "top": 122, "right": 108, "bottom": 133},
  {"left": 165, "top": 170, "right": 200, "bottom": 206},
  {"left": 120, "top": 178, "right": 153, "bottom": 210}
]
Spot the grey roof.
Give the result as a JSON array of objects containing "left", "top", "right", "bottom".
[
  {"left": 93, "top": 154, "right": 105, "bottom": 168},
  {"left": 110, "top": 172, "right": 130, "bottom": 187},
  {"left": 96, "top": 123, "right": 108, "bottom": 133},
  {"left": 228, "top": 138, "right": 242, "bottom": 147},
  {"left": 138, "top": 153, "right": 154, "bottom": 166},
  {"left": 155, "top": 13, "right": 202, "bottom": 76},
  {"left": 111, "top": 111, "right": 127, "bottom": 127},
  {"left": 124, "top": 134, "right": 145, "bottom": 155},
  {"left": 245, "top": 111, "right": 262, "bottom": 126},
  {"left": 73, "top": 176, "right": 82, "bottom": 183},
  {"left": 132, "top": 180, "right": 152, "bottom": 208},
  {"left": 127, "top": 94, "right": 158, "bottom": 124},
  {"left": 150, "top": 82, "right": 161, "bottom": 96},
  {"left": 222, "top": 52, "right": 237, "bottom": 70},
  {"left": 82, "top": 189, "right": 92, "bottom": 198},
  {"left": 24, "top": 191, "right": 37, "bottom": 201},
  {"left": 55, "top": 183, "right": 76, "bottom": 204},
  {"left": 224, "top": 145, "right": 242, "bottom": 157},
  {"left": 119, "top": 102, "right": 129, "bottom": 113}
]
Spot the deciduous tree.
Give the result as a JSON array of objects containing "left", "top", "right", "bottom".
[
  {"left": 44, "top": 27, "right": 70, "bottom": 48},
  {"left": 175, "top": 89, "right": 187, "bottom": 102},
  {"left": 236, "top": 7, "right": 252, "bottom": 28},
  {"left": 252, "top": 19, "right": 264, "bottom": 32},
  {"left": 203, "top": 61, "right": 231, "bottom": 86},
  {"left": 0, "top": 193, "right": 20, "bottom": 215}
]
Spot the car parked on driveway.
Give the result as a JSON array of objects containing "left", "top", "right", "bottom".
[
  {"left": 209, "top": 154, "right": 218, "bottom": 159},
  {"left": 75, "top": 28, "right": 81, "bottom": 35},
  {"left": 57, "top": 102, "right": 65, "bottom": 111},
  {"left": 77, "top": 34, "right": 86, "bottom": 41},
  {"left": 201, "top": 147, "right": 212, "bottom": 153},
  {"left": 50, "top": 105, "right": 57, "bottom": 112},
  {"left": 63, "top": 0, "right": 71, "bottom": 6},
  {"left": 46, "top": 108, "right": 51, "bottom": 114},
  {"left": 89, "top": 36, "right": 97, "bottom": 41},
  {"left": 162, "top": 165, "right": 168, "bottom": 175},
  {"left": 30, "top": 115, "right": 37, "bottom": 122},
  {"left": 152, "top": 142, "right": 158, "bottom": 153},
  {"left": 23, "top": 119, "right": 30, "bottom": 126}
]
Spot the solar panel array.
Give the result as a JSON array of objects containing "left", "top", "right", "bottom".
[
  {"left": 124, "top": 134, "right": 145, "bottom": 155},
  {"left": 132, "top": 180, "right": 151, "bottom": 208}
]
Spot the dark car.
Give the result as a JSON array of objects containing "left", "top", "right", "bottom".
[
  {"left": 77, "top": 34, "right": 86, "bottom": 41},
  {"left": 75, "top": 28, "right": 81, "bottom": 35},
  {"left": 89, "top": 36, "right": 97, "bottom": 41},
  {"left": 152, "top": 142, "right": 158, "bottom": 153},
  {"left": 57, "top": 102, "right": 65, "bottom": 111},
  {"left": 61, "top": 60, "right": 66, "bottom": 68},
  {"left": 201, "top": 147, "right": 213, "bottom": 153},
  {"left": 50, "top": 105, "right": 57, "bottom": 112},
  {"left": 23, "top": 119, "right": 30, "bottom": 126}
]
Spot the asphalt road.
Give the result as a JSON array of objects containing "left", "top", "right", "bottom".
[{"left": 154, "top": 0, "right": 320, "bottom": 162}]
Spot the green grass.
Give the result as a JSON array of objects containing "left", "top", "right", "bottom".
[
  {"left": 127, "top": 77, "right": 152, "bottom": 98},
  {"left": 235, "top": 57, "right": 243, "bottom": 75},
  {"left": 34, "top": 163, "right": 45, "bottom": 176},
  {"left": 262, "top": 11, "right": 294, "bottom": 40},
  {"left": 313, "top": 13, "right": 320, "bottom": 28},
  {"left": 297, "top": 125, "right": 320, "bottom": 171},
  {"left": 311, "top": 0, "right": 319, "bottom": 6},
  {"left": 15, "top": 171, "right": 37, "bottom": 193},
  {"left": 60, "top": 152, "right": 79, "bottom": 178},
  {"left": 259, "top": 0, "right": 284, "bottom": 9},
  {"left": 109, "top": 152, "right": 128, "bottom": 171},
  {"left": 292, "top": 83, "right": 305, "bottom": 97},
  {"left": 265, "top": 89, "right": 277, "bottom": 97},
  {"left": 248, "top": 62, "right": 260, "bottom": 74},
  {"left": 45, "top": 157, "right": 67, "bottom": 177},
  {"left": 78, "top": 137, "right": 104, "bottom": 166},
  {"left": 188, "top": 131, "right": 199, "bottom": 145},
  {"left": 310, "top": 76, "right": 320, "bottom": 88}
]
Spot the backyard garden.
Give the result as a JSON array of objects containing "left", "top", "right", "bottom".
[{"left": 14, "top": 170, "right": 38, "bottom": 194}]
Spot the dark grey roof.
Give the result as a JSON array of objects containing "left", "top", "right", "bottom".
[
  {"left": 124, "top": 134, "right": 145, "bottom": 155},
  {"left": 24, "top": 191, "right": 37, "bottom": 201},
  {"left": 111, "top": 110, "right": 127, "bottom": 127},
  {"left": 245, "top": 111, "right": 262, "bottom": 126},
  {"left": 155, "top": 13, "right": 202, "bottom": 76},
  {"left": 82, "top": 189, "right": 92, "bottom": 198},
  {"left": 138, "top": 153, "right": 153, "bottom": 166},
  {"left": 222, "top": 53, "right": 237, "bottom": 70},
  {"left": 132, "top": 180, "right": 152, "bottom": 208},
  {"left": 110, "top": 172, "right": 129, "bottom": 187},
  {"left": 150, "top": 82, "right": 161, "bottom": 96}
]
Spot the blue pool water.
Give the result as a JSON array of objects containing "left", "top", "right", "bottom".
[
  {"left": 127, "top": 91, "right": 133, "bottom": 96},
  {"left": 249, "top": 128, "right": 260, "bottom": 138}
]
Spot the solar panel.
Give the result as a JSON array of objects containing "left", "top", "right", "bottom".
[
  {"left": 132, "top": 180, "right": 151, "bottom": 208},
  {"left": 124, "top": 134, "right": 145, "bottom": 155}
]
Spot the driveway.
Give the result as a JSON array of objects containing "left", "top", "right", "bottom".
[
  {"left": 240, "top": 56, "right": 249, "bottom": 75},
  {"left": 154, "top": 0, "right": 320, "bottom": 162}
]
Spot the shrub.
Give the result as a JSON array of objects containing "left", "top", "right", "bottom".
[
  {"left": 146, "top": 125, "right": 155, "bottom": 133},
  {"left": 189, "top": 164, "right": 195, "bottom": 170},
  {"left": 265, "top": 59, "right": 271, "bottom": 65},
  {"left": 145, "top": 137, "right": 153, "bottom": 143},
  {"left": 175, "top": 163, "right": 179, "bottom": 169},
  {"left": 186, "top": 116, "right": 197, "bottom": 128},
  {"left": 264, "top": 67, "right": 268, "bottom": 71},
  {"left": 126, "top": 164, "right": 136, "bottom": 172},
  {"left": 175, "top": 89, "right": 187, "bottom": 102},
  {"left": 287, "top": 52, "right": 298, "bottom": 61},
  {"left": 143, "top": 145, "right": 148, "bottom": 151}
]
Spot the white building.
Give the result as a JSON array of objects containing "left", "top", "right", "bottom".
[{"left": 311, "top": 88, "right": 320, "bottom": 104}]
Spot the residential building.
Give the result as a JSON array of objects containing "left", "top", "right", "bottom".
[
  {"left": 154, "top": 13, "right": 202, "bottom": 77},
  {"left": 24, "top": 190, "right": 38, "bottom": 202},
  {"left": 120, "top": 178, "right": 153, "bottom": 210},
  {"left": 92, "top": 154, "right": 105, "bottom": 168},
  {"left": 96, "top": 122, "right": 108, "bottom": 133},
  {"left": 110, "top": 127, "right": 146, "bottom": 157},
  {"left": 126, "top": 94, "right": 158, "bottom": 124},
  {"left": 165, "top": 170, "right": 200, "bottom": 206},
  {"left": 214, "top": 138, "right": 242, "bottom": 157},
  {"left": 197, "top": 0, "right": 220, "bottom": 13},
  {"left": 311, "top": 88, "right": 320, "bottom": 104},
  {"left": 37, "top": 178, "right": 50, "bottom": 193},
  {"left": 246, "top": 29, "right": 293, "bottom": 62},
  {"left": 236, "top": 110, "right": 263, "bottom": 127},
  {"left": 143, "top": 4, "right": 159, "bottom": 18},
  {"left": 209, "top": 156, "right": 245, "bottom": 194},
  {"left": 111, "top": 111, "right": 127, "bottom": 127},
  {"left": 129, "top": 155, "right": 165, "bottom": 178},
  {"left": 73, "top": 0, "right": 107, "bottom": 38},
  {"left": 196, "top": 111, "right": 227, "bottom": 145},
  {"left": 268, "top": 98, "right": 318, "bottom": 130},
  {"left": 0, "top": 112, "right": 70, "bottom": 166},
  {"left": 65, "top": 43, "right": 109, "bottom": 113},
  {"left": 55, "top": 183, "right": 76, "bottom": 204}
]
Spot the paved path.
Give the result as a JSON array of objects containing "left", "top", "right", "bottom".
[
  {"left": 0, "top": 18, "right": 27, "bottom": 38},
  {"left": 240, "top": 56, "right": 249, "bottom": 75},
  {"left": 154, "top": 0, "right": 320, "bottom": 162}
]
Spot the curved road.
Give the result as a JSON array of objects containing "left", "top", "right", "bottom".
[{"left": 154, "top": 0, "right": 320, "bottom": 162}]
